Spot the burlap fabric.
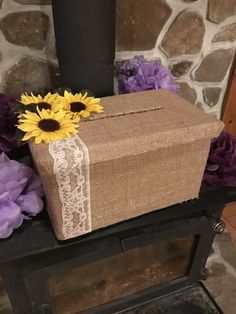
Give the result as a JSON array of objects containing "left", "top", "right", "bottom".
[{"left": 30, "top": 90, "right": 223, "bottom": 240}]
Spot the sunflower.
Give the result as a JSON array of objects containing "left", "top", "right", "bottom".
[
  {"left": 20, "top": 92, "right": 62, "bottom": 112},
  {"left": 17, "top": 108, "right": 79, "bottom": 144},
  {"left": 60, "top": 91, "right": 104, "bottom": 121}
]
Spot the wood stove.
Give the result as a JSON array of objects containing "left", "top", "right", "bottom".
[
  {"left": 0, "top": 173, "right": 235, "bottom": 313},
  {"left": 51, "top": 0, "right": 116, "bottom": 97},
  {"left": 47, "top": 217, "right": 209, "bottom": 313}
]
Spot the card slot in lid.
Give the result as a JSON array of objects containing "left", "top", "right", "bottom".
[{"left": 82, "top": 106, "right": 164, "bottom": 122}]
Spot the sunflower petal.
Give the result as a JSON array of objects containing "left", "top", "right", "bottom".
[
  {"left": 17, "top": 124, "right": 37, "bottom": 132},
  {"left": 22, "top": 133, "right": 33, "bottom": 141},
  {"left": 35, "top": 136, "right": 42, "bottom": 144},
  {"left": 86, "top": 104, "right": 104, "bottom": 113},
  {"left": 81, "top": 110, "right": 91, "bottom": 118}
]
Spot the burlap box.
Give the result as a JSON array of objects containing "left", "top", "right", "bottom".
[{"left": 30, "top": 90, "right": 223, "bottom": 240}]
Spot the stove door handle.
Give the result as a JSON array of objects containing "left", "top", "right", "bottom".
[{"left": 209, "top": 217, "right": 226, "bottom": 234}]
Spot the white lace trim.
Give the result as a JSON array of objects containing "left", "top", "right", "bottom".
[{"left": 49, "top": 135, "right": 91, "bottom": 239}]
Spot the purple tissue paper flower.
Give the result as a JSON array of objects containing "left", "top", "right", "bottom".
[
  {"left": 203, "top": 130, "right": 236, "bottom": 187},
  {"left": 0, "top": 93, "right": 18, "bottom": 153},
  {"left": 118, "top": 55, "right": 179, "bottom": 94},
  {"left": 0, "top": 153, "right": 44, "bottom": 238}
]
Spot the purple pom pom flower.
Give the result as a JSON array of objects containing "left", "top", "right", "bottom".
[
  {"left": 118, "top": 55, "right": 179, "bottom": 94},
  {"left": 0, "top": 153, "right": 44, "bottom": 238},
  {"left": 203, "top": 130, "right": 236, "bottom": 187},
  {"left": 0, "top": 93, "right": 18, "bottom": 153}
]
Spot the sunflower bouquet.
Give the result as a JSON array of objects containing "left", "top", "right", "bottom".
[{"left": 15, "top": 90, "right": 104, "bottom": 145}]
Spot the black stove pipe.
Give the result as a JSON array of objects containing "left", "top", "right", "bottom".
[{"left": 51, "top": 0, "right": 116, "bottom": 97}]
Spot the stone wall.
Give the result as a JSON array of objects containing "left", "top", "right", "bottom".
[
  {"left": 117, "top": 0, "right": 236, "bottom": 117},
  {"left": 117, "top": 0, "right": 236, "bottom": 118},
  {"left": 0, "top": 0, "right": 57, "bottom": 94},
  {"left": 0, "top": 0, "right": 236, "bottom": 117}
]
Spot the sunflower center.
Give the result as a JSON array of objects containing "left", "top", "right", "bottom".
[
  {"left": 38, "top": 119, "right": 60, "bottom": 132},
  {"left": 37, "top": 102, "right": 51, "bottom": 110},
  {"left": 70, "top": 102, "right": 86, "bottom": 113}
]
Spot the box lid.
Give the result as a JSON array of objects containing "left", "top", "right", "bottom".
[{"left": 78, "top": 90, "right": 223, "bottom": 164}]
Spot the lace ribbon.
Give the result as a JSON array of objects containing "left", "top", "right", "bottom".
[{"left": 49, "top": 135, "right": 91, "bottom": 239}]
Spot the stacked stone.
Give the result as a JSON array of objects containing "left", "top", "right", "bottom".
[
  {"left": 0, "top": 0, "right": 58, "bottom": 94},
  {"left": 116, "top": 0, "right": 236, "bottom": 118},
  {"left": 0, "top": 0, "right": 236, "bottom": 118}
]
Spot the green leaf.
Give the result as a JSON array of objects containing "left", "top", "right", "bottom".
[
  {"left": 53, "top": 87, "right": 72, "bottom": 96},
  {"left": 10, "top": 100, "right": 22, "bottom": 114},
  {"left": 15, "top": 129, "right": 24, "bottom": 145},
  {"left": 79, "top": 89, "right": 95, "bottom": 97},
  {"left": 24, "top": 104, "right": 37, "bottom": 113}
]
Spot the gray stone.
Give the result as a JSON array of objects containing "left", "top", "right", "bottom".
[
  {"left": 205, "top": 233, "right": 236, "bottom": 314},
  {"left": 116, "top": 0, "right": 172, "bottom": 51},
  {"left": 215, "top": 233, "right": 236, "bottom": 270},
  {"left": 161, "top": 11, "right": 205, "bottom": 57},
  {"left": 206, "top": 266, "right": 236, "bottom": 314},
  {"left": 178, "top": 82, "right": 197, "bottom": 104},
  {"left": 213, "top": 23, "right": 236, "bottom": 42},
  {"left": 14, "top": 0, "right": 51, "bottom": 4},
  {"left": 208, "top": 0, "right": 236, "bottom": 24},
  {"left": 193, "top": 49, "right": 235, "bottom": 82},
  {"left": 196, "top": 102, "right": 204, "bottom": 110},
  {"left": 0, "top": 11, "right": 49, "bottom": 50},
  {"left": 3, "top": 56, "right": 59, "bottom": 94},
  {"left": 171, "top": 61, "right": 193, "bottom": 78},
  {"left": 208, "top": 262, "right": 227, "bottom": 277},
  {"left": 203, "top": 87, "right": 221, "bottom": 107}
]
